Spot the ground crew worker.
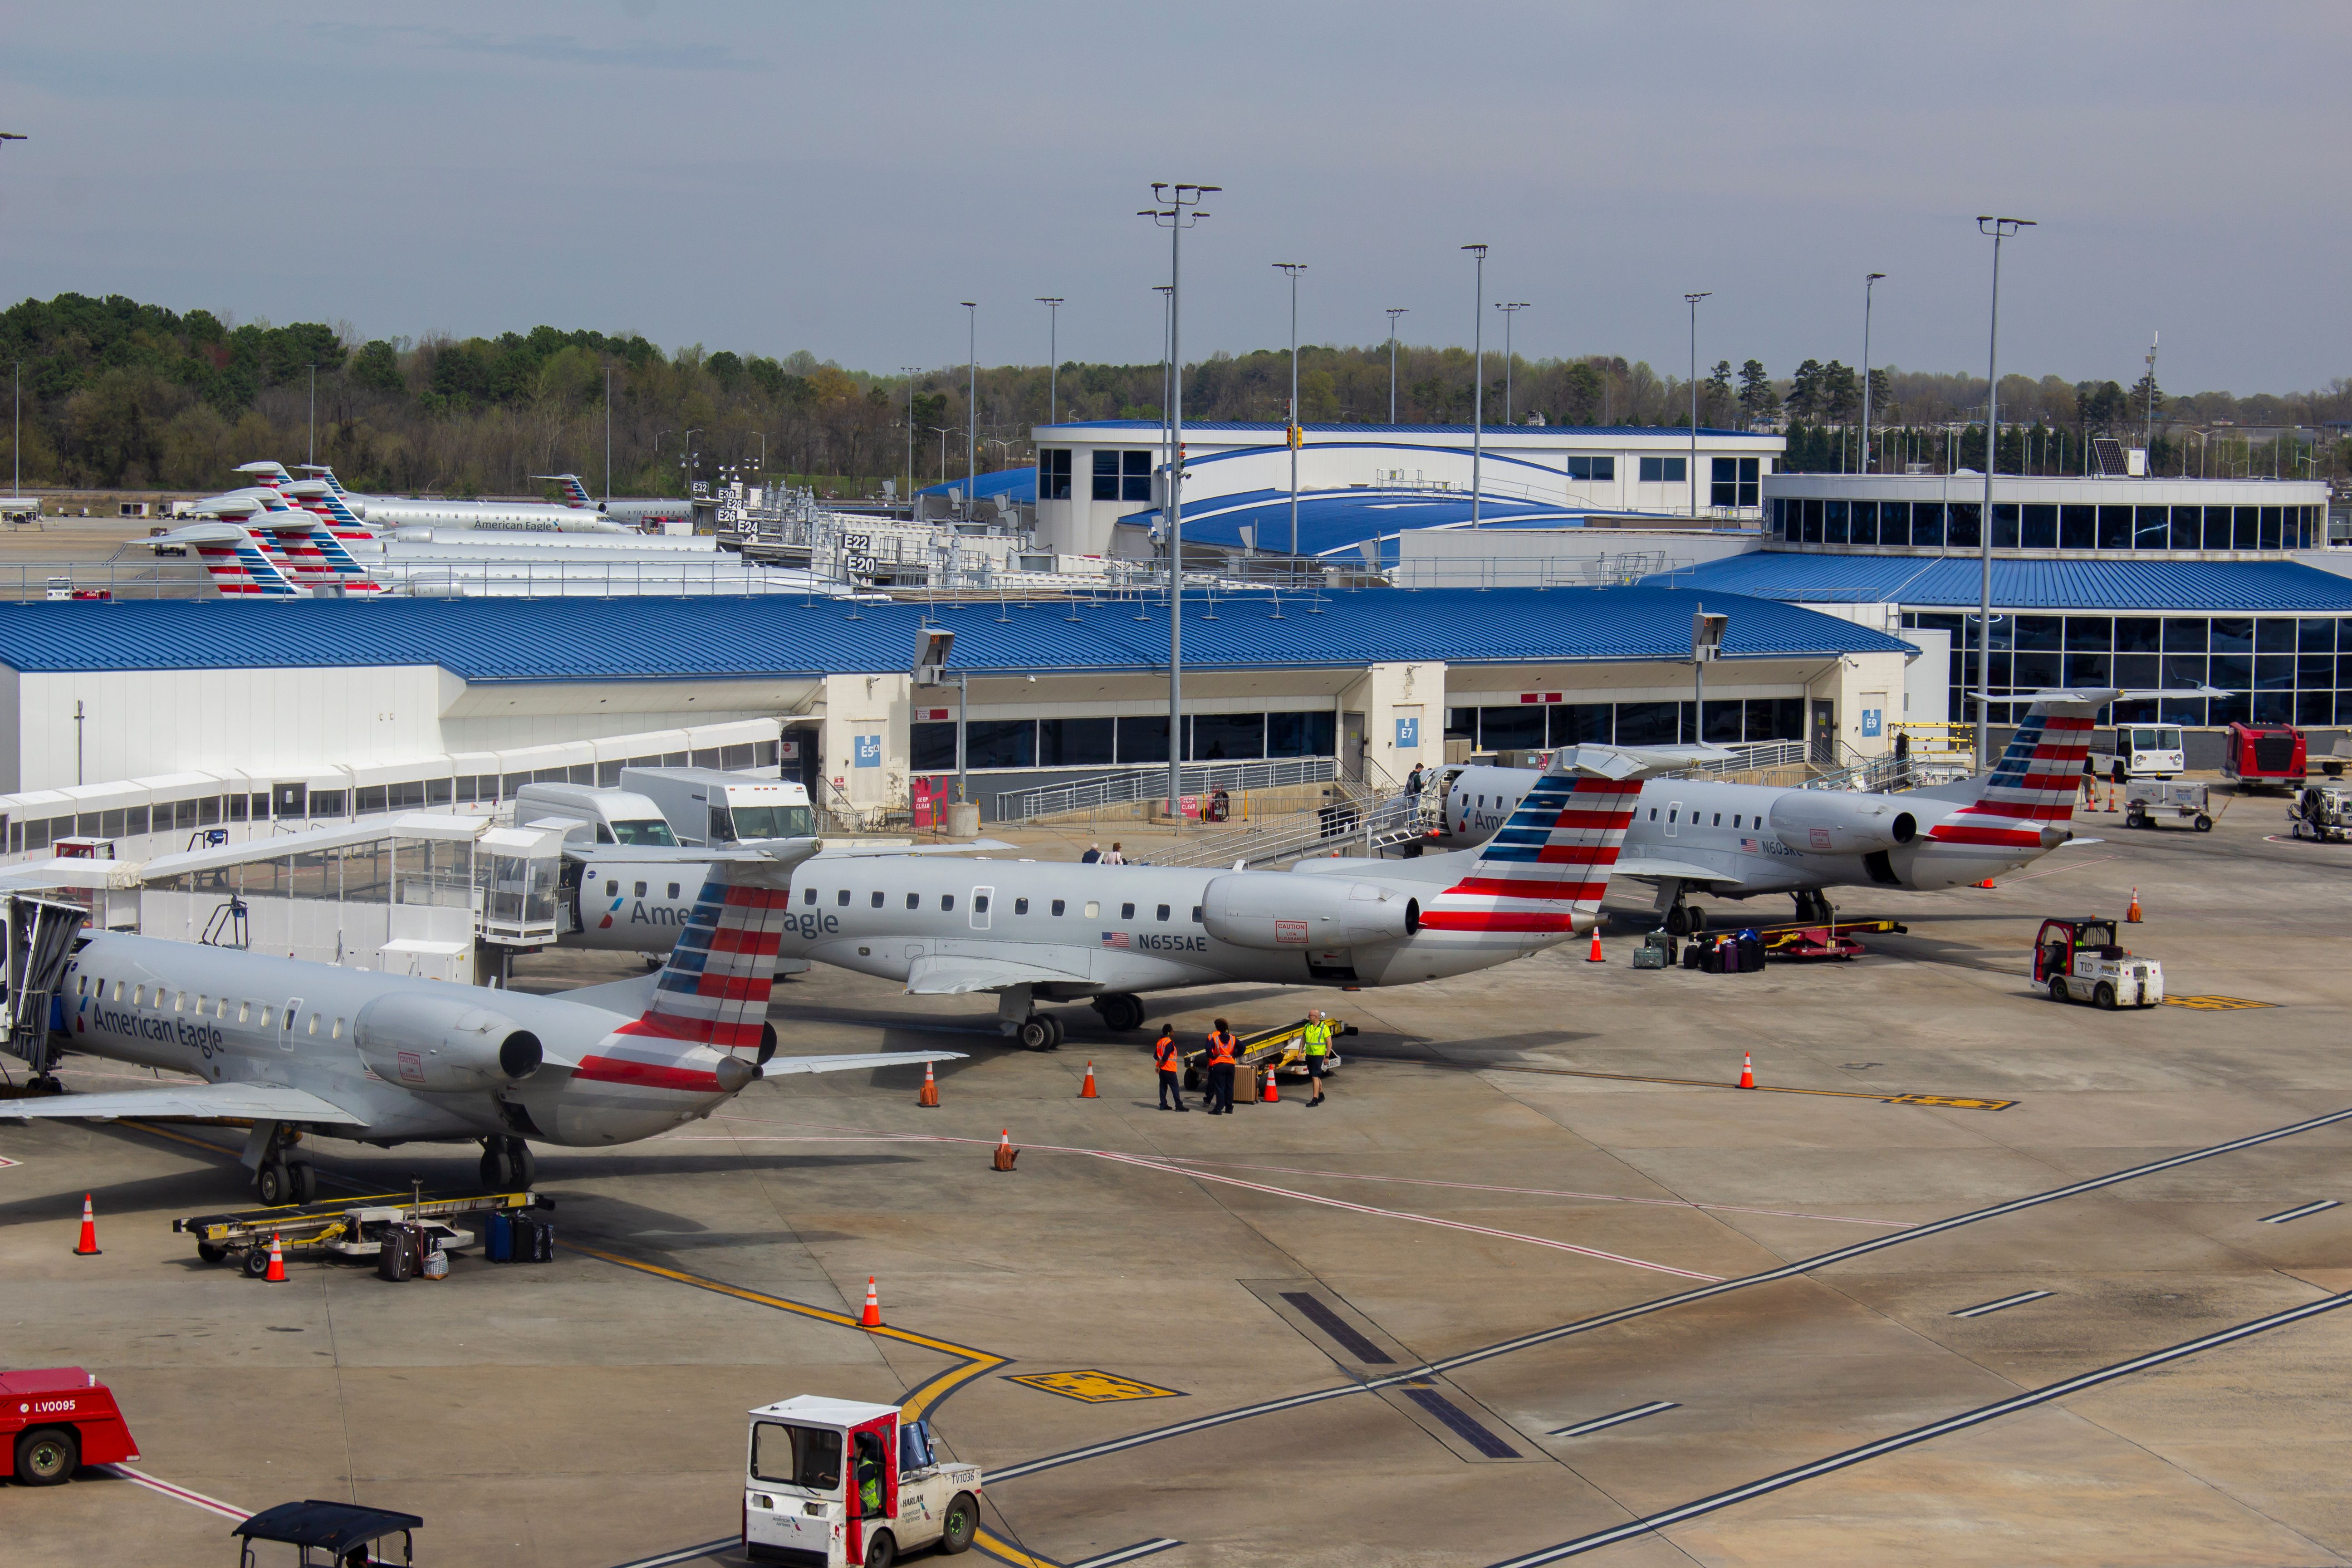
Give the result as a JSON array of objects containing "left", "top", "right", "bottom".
[
  {"left": 1301, "top": 1009, "right": 1333, "bottom": 1107},
  {"left": 854, "top": 1432, "right": 883, "bottom": 1516},
  {"left": 1153, "top": 1024, "right": 1187, "bottom": 1111},
  {"left": 1205, "top": 1019, "right": 1239, "bottom": 1114}
]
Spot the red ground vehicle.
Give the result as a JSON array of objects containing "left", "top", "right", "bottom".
[
  {"left": 2223, "top": 722, "right": 2306, "bottom": 792},
  {"left": 0, "top": 1367, "right": 140, "bottom": 1485}
]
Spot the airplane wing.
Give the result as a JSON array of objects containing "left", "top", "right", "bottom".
[
  {"left": 905, "top": 953, "right": 1091, "bottom": 995},
  {"left": 760, "top": 1049, "right": 967, "bottom": 1078},
  {"left": 1609, "top": 857, "right": 1731, "bottom": 884},
  {"left": 0, "top": 1082, "right": 366, "bottom": 1124}
]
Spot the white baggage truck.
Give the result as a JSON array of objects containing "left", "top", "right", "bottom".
[
  {"left": 620, "top": 766, "right": 815, "bottom": 848},
  {"left": 745, "top": 1396, "right": 980, "bottom": 1566}
]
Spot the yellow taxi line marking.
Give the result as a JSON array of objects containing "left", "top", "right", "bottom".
[{"left": 2163, "top": 995, "right": 2277, "bottom": 1010}]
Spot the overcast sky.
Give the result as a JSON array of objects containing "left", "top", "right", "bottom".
[{"left": 5, "top": 2, "right": 2346, "bottom": 395}]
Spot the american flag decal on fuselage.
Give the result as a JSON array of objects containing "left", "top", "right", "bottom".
[
  {"left": 1928, "top": 701, "right": 2093, "bottom": 849},
  {"left": 1420, "top": 770, "right": 1642, "bottom": 934}
]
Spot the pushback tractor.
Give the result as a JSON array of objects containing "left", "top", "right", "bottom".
[
  {"left": 745, "top": 1396, "right": 981, "bottom": 1566},
  {"left": 2033, "top": 916, "right": 2164, "bottom": 1009}
]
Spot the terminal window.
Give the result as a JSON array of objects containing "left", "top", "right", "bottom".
[
  {"left": 1039, "top": 448, "right": 1073, "bottom": 501},
  {"left": 1567, "top": 456, "right": 1614, "bottom": 482},
  {"left": 1710, "top": 457, "right": 1760, "bottom": 509},
  {"left": 1639, "top": 456, "right": 1687, "bottom": 484},
  {"left": 1092, "top": 449, "right": 1154, "bottom": 503}
]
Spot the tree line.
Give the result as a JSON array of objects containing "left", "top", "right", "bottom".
[{"left": 3, "top": 291, "right": 2346, "bottom": 495}]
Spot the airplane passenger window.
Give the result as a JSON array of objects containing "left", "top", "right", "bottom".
[
  {"left": 1648, "top": 808, "right": 1657, "bottom": 820},
  {"left": 974, "top": 895, "right": 990, "bottom": 914},
  {"left": 802, "top": 887, "right": 815, "bottom": 905},
  {"left": 111, "top": 980, "right": 123, "bottom": 1001},
  {"left": 1015, "top": 897, "right": 1030, "bottom": 915},
  {"left": 308, "top": 1013, "right": 319, "bottom": 1036},
  {"left": 1192, "top": 906, "right": 1204, "bottom": 922},
  {"left": 76, "top": 975, "right": 87, "bottom": 996},
  {"left": 1157, "top": 904, "right": 1170, "bottom": 921},
  {"left": 668, "top": 883, "right": 681, "bottom": 900},
  {"left": 837, "top": 889, "right": 850, "bottom": 906},
  {"left": 1734, "top": 815, "right": 1742, "bottom": 828},
  {"left": 606, "top": 880, "right": 618, "bottom": 897},
  {"left": 906, "top": 892, "right": 920, "bottom": 909},
  {"left": 196, "top": 994, "right": 207, "bottom": 1014},
  {"left": 173, "top": 992, "right": 185, "bottom": 1012},
  {"left": 1713, "top": 813, "right": 1721, "bottom": 827},
  {"left": 216, "top": 997, "right": 230, "bottom": 1018},
  {"left": 1052, "top": 899, "right": 1066, "bottom": 916},
  {"left": 641, "top": 882, "right": 653, "bottom": 899},
  {"left": 260, "top": 1007, "right": 274, "bottom": 1029},
  {"left": 238, "top": 1002, "right": 250, "bottom": 1024},
  {"left": 1084, "top": 901, "right": 1099, "bottom": 918},
  {"left": 132, "top": 985, "right": 145, "bottom": 1007},
  {"left": 871, "top": 892, "right": 884, "bottom": 908},
  {"left": 332, "top": 1018, "right": 343, "bottom": 1040},
  {"left": 1121, "top": 902, "right": 1135, "bottom": 921},
  {"left": 941, "top": 895, "right": 955, "bottom": 911}
]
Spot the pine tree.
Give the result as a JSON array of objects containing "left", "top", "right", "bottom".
[{"left": 1737, "top": 359, "right": 1778, "bottom": 426}]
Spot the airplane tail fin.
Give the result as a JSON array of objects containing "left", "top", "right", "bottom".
[
  {"left": 1928, "top": 688, "right": 2107, "bottom": 848},
  {"left": 1420, "top": 745, "right": 1668, "bottom": 937},
  {"left": 618, "top": 840, "right": 823, "bottom": 1054},
  {"left": 149, "top": 521, "right": 303, "bottom": 597},
  {"left": 535, "top": 474, "right": 594, "bottom": 508},
  {"left": 234, "top": 460, "right": 292, "bottom": 490},
  {"left": 294, "top": 464, "right": 350, "bottom": 499}
]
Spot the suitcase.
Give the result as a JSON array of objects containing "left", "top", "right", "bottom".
[
  {"left": 1681, "top": 946, "right": 1702, "bottom": 970},
  {"left": 1739, "top": 935, "right": 1765, "bottom": 973},
  {"left": 377, "top": 1222, "right": 416, "bottom": 1282},
  {"left": 518, "top": 1216, "right": 555, "bottom": 1263},
  {"left": 1699, "top": 944, "right": 1723, "bottom": 974},
  {"left": 484, "top": 1212, "right": 514, "bottom": 1264},
  {"left": 1631, "top": 946, "right": 1666, "bottom": 970}
]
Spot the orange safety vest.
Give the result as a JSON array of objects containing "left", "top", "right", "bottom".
[
  {"left": 1153, "top": 1035, "right": 1180, "bottom": 1071},
  {"left": 1206, "top": 1032, "right": 1237, "bottom": 1067}
]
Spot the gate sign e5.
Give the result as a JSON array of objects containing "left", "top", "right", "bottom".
[
  {"left": 1860, "top": 707, "right": 1882, "bottom": 738},
  {"left": 854, "top": 734, "right": 883, "bottom": 768},
  {"left": 1395, "top": 715, "right": 1419, "bottom": 749}
]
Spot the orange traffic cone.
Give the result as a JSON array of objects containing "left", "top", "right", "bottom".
[
  {"left": 2127, "top": 887, "right": 2143, "bottom": 923},
  {"left": 1261, "top": 1066, "right": 1280, "bottom": 1103},
  {"left": 1738, "top": 1052, "right": 1755, "bottom": 1090},
  {"left": 1976, "top": 878, "right": 1996, "bottom": 889},
  {"left": 916, "top": 1060, "right": 941, "bottom": 1108},
  {"left": 1586, "top": 928, "right": 1605, "bottom": 963},
  {"left": 859, "top": 1276, "right": 882, "bottom": 1328},
  {"left": 992, "top": 1130, "right": 1019, "bottom": 1172},
  {"left": 72, "top": 1193, "right": 100, "bottom": 1257},
  {"left": 1079, "top": 1062, "right": 1098, "bottom": 1099},
  {"left": 263, "top": 1232, "right": 287, "bottom": 1284}
]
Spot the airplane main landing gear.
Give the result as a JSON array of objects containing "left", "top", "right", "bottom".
[
  {"left": 1016, "top": 1014, "right": 1064, "bottom": 1051},
  {"left": 255, "top": 1156, "right": 315, "bottom": 1207},
  {"left": 1663, "top": 902, "right": 1705, "bottom": 937},
  {"left": 1791, "top": 889, "right": 1833, "bottom": 924},
  {"left": 479, "top": 1135, "right": 537, "bottom": 1190},
  {"left": 1090, "top": 993, "right": 1146, "bottom": 1032}
]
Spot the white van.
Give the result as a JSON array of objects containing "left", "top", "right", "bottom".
[
  {"left": 510, "top": 783, "right": 681, "bottom": 847},
  {"left": 619, "top": 767, "right": 816, "bottom": 847},
  {"left": 2102, "top": 724, "right": 2187, "bottom": 780}
]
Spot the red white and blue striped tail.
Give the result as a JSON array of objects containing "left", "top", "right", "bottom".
[
  {"left": 536, "top": 473, "right": 595, "bottom": 508},
  {"left": 617, "top": 842, "right": 821, "bottom": 1053},
  {"left": 1421, "top": 745, "right": 1664, "bottom": 936},
  {"left": 1929, "top": 688, "right": 2113, "bottom": 850}
]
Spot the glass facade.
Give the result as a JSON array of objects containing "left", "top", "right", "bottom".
[
  {"left": 1772, "top": 499, "right": 2323, "bottom": 553},
  {"left": 1906, "top": 612, "right": 2352, "bottom": 727},
  {"left": 911, "top": 710, "right": 1338, "bottom": 772},
  {"left": 1445, "top": 698, "right": 1805, "bottom": 750}
]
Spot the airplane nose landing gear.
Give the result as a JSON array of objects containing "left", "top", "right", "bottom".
[{"left": 480, "top": 1135, "right": 536, "bottom": 1190}]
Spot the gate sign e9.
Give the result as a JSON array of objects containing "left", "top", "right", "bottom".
[
  {"left": 1860, "top": 707, "right": 1882, "bottom": 738},
  {"left": 854, "top": 734, "right": 883, "bottom": 768}
]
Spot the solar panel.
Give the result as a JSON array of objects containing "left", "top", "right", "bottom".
[{"left": 2092, "top": 436, "right": 2130, "bottom": 476}]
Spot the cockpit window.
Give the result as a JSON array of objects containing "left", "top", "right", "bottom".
[{"left": 610, "top": 818, "right": 679, "bottom": 847}]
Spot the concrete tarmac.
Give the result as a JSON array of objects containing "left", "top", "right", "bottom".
[{"left": 4, "top": 787, "right": 2350, "bottom": 1567}]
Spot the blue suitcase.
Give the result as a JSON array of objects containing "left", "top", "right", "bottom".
[{"left": 484, "top": 1211, "right": 514, "bottom": 1263}]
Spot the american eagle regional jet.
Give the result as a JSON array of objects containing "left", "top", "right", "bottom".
[{"left": 4, "top": 841, "right": 959, "bottom": 1202}]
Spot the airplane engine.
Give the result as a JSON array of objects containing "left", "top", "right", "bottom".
[
  {"left": 1767, "top": 790, "right": 1917, "bottom": 857},
  {"left": 354, "top": 993, "right": 544, "bottom": 1093},
  {"left": 1201, "top": 874, "right": 1419, "bottom": 951}
]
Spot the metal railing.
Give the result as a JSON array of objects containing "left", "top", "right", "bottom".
[
  {"left": 1146, "top": 784, "right": 1423, "bottom": 869},
  {"left": 994, "top": 757, "right": 1340, "bottom": 823}
]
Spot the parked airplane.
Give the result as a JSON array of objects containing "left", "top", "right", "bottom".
[
  {"left": 242, "top": 462, "right": 630, "bottom": 534},
  {"left": 545, "top": 473, "right": 696, "bottom": 529},
  {"left": 557, "top": 745, "right": 1662, "bottom": 1047},
  {"left": 2, "top": 842, "right": 959, "bottom": 1201},
  {"left": 1423, "top": 690, "right": 2104, "bottom": 931}
]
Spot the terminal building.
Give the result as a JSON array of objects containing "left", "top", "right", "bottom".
[
  {"left": 1653, "top": 474, "right": 2346, "bottom": 735},
  {"left": 1024, "top": 421, "right": 1784, "bottom": 559},
  {"left": 0, "top": 588, "right": 1915, "bottom": 837}
]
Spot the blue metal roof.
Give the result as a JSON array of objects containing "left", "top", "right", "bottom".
[
  {"left": 1043, "top": 420, "right": 1765, "bottom": 438},
  {"left": 1646, "top": 551, "right": 2352, "bottom": 613},
  {"left": 0, "top": 588, "right": 1911, "bottom": 681},
  {"left": 1117, "top": 487, "right": 1593, "bottom": 562},
  {"left": 915, "top": 467, "right": 1034, "bottom": 503}
]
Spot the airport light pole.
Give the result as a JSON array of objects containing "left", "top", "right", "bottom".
[
  {"left": 1861, "top": 274, "right": 1885, "bottom": 472},
  {"left": 12, "top": 360, "right": 19, "bottom": 501},
  {"left": 307, "top": 364, "right": 317, "bottom": 466},
  {"left": 1155, "top": 284, "right": 1173, "bottom": 562},
  {"left": 1684, "top": 292, "right": 1710, "bottom": 517},
  {"left": 962, "top": 302, "right": 978, "bottom": 519},
  {"left": 1140, "top": 182, "right": 1217, "bottom": 821},
  {"left": 1386, "top": 308, "right": 1406, "bottom": 425},
  {"left": 1464, "top": 245, "right": 1487, "bottom": 527},
  {"left": 1034, "top": 299, "right": 1063, "bottom": 424},
  {"left": 929, "top": 426, "right": 954, "bottom": 486},
  {"left": 683, "top": 427, "right": 703, "bottom": 500},
  {"left": 1275, "top": 263, "right": 1307, "bottom": 557},
  {"left": 603, "top": 366, "right": 613, "bottom": 500},
  {"left": 1975, "top": 216, "right": 2034, "bottom": 763},
  {"left": 1496, "top": 302, "right": 1529, "bottom": 425},
  {"left": 901, "top": 368, "right": 918, "bottom": 510}
]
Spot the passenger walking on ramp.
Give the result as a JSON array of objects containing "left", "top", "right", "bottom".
[
  {"left": 1205, "top": 1019, "right": 1239, "bottom": 1114},
  {"left": 1153, "top": 1024, "right": 1187, "bottom": 1111},
  {"left": 1302, "top": 1009, "right": 1333, "bottom": 1107}
]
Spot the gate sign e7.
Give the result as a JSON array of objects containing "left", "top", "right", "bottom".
[
  {"left": 1395, "top": 715, "right": 1419, "bottom": 749},
  {"left": 854, "top": 735, "right": 883, "bottom": 768}
]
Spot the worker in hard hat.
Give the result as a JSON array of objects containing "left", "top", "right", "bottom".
[{"left": 1301, "top": 1010, "right": 1333, "bottom": 1107}]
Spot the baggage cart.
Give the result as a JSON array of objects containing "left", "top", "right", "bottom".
[
  {"left": 175, "top": 1186, "right": 547, "bottom": 1278},
  {"left": 2125, "top": 778, "right": 2214, "bottom": 832}
]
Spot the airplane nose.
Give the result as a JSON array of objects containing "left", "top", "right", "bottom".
[{"left": 713, "top": 1055, "right": 759, "bottom": 1093}]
